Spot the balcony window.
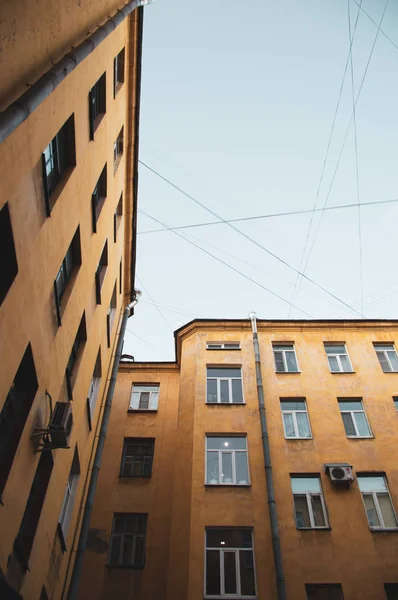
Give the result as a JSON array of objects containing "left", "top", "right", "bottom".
[
  {"left": 206, "top": 436, "right": 249, "bottom": 485},
  {"left": 206, "top": 367, "right": 243, "bottom": 404}
]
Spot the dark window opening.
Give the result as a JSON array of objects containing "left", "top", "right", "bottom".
[
  {"left": 113, "top": 127, "right": 124, "bottom": 169},
  {"left": 107, "top": 283, "right": 117, "bottom": 348},
  {"left": 54, "top": 227, "right": 81, "bottom": 325},
  {"left": 92, "top": 165, "right": 107, "bottom": 233},
  {"left": 0, "top": 344, "right": 38, "bottom": 499},
  {"left": 14, "top": 450, "right": 54, "bottom": 570},
  {"left": 113, "top": 48, "right": 125, "bottom": 96},
  {"left": 95, "top": 241, "right": 108, "bottom": 304},
  {"left": 0, "top": 202, "right": 18, "bottom": 306},
  {"left": 66, "top": 314, "right": 87, "bottom": 399},
  {"left": 119, "top": 260, "right": 122, "bottom": 295},
  {"left": 120, "top": 439, "right": 155, "bottom": 477},
  {"left": 87, "top": 349, "right": 102, "bottom": 430},
  {"left": 114, "top": 193, "right": 123, "bottom": 242},
  {"left": 385, "top": 583, "right": 398, "bottom": 600},
  {"left": 108, "top": 513, "right": 147, "bottom": 567},
  {"left": 89, "top": 72, "right": 106, "bottom": 140},
  {"left": 41, "top": 115, "right": 76, "bottom": 215},
  {"left": 306, "top": 584, "right": 344, "bottom": 600}
]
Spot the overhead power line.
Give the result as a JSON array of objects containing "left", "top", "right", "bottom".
[
  {"left": 293, "top": 0, "right": 389, "bottom": 308},
  {"left": 136, "top": 275, "right": 173, "bottom": 332},
  {"left": 139, "top": 208, "right": 314, "bottom": 318},
  {"left": 139, "top": 161, "right": 364, "bottom": 317},
  {"left": 288, "top": 0, "right": 363, "bottom": 317},
  {"left": 137, "top": 197, "right": 398, "bottom": 234},
  {"left": 352, "top": 0, "right": 398, "bottom": 52}
]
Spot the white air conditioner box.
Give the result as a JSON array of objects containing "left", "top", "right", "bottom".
[{"left": 325, "top": 463, "right": 354, "bottom": 487}]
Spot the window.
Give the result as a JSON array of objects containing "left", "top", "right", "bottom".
[
  {"left": 205, "top": 529, "right": 256, "bottom": 598},
  {"left": 306, "top": 584, "right": 344, "bottom": 600},
  {"left": 91, "top": 165, "right": 107, "bottom": 233},
  {"left": 114, "top": 193, "right": 123, "bottom": 242},
  {"left": 120, "top": 439, "right": 155, "bottom": 477},
  {"left": 324, "top": 343, "right": 353, "bottom": 373},
  {"left": 107, "top": 283, "right": 117, "bottom": 348},
  {"left": 66, "top": 314, "right": 87, "bottom": 399},
  {"left": 95, "top": 241, "right": 108, "bottom": 304},
  {"left": 129, "top": 384, "right": 159, "bottom": 411},
  {"left": 89, "top": 72, "right": 106, "bottom": 139},
  {"left": 394, "top": 397, "right": 398, "bottom": 411},
  {"left": 0, "top": 344, "right": 38, "bottom": 499},
  {"left": 113, "top": 127, "right": 124, "bottom": 170},
  {"left": 119, "top": 259, "right": 123, "bottom": 295},
  {"left": 273, "top": 344, "right": 299, "bottom": 373},
  {"left": 14, "top": 450, "right": 54, "bottom": 569},
  {"left": 0, "top": 202, "right": 18, "bottom": 306},
  {"left": 54, "top": 227, "right": 81, "bottom": 325},
  {"left": 206, "top": 436, "right": 249, "bottom": 485},
  {"left": 338, "top": 399, "right": 372, "bottom": 438},
  {"left": 108, "top": 513, "right": 147, "bottom": 567},
  {"left": 291, "top": 476, "right": 328, "bottom": 529},
  {"left": 280, "top": 399, "right": 311, "bottom": 439},
  {"left": 58, "top": 447, "right": 80, "bottom": 549},
  {"left": 357, "top": 475, "right": 398, "bottom": 530},
  {"left": 385, "top": 584, "right": 398, "bottom": 600},
  {"left": 87, "top": 349, "right": 102, "bottom": 429},
  {"left": 374, "top": 344, "right": 398, "bottom": 373},
  {"left": 206, "top": 342, "right": 241, "bottom": 350},
  {"left": 206, "top": 367, "right": 244, "bottom": 404},
  {"left": 41, "top": 115, "right": 75, "bottom": 214},
  {"left": 113, "top": 48, "right": 125, "bottom": 96}
]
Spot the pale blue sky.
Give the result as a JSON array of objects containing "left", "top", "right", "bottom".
[{"left": 124, "top": 0, "right": 398, "bottom": 361}]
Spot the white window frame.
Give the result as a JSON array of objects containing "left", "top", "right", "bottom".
[
  {"left": 206, "top": 368, "right": 244, "bottom": 404},
  {"left": 205, "top": 531, "right": 256, "bottom": 599},
  {"left": 338, "top": 400, "right": 372, "bottom": 438},
  {"left": 291, "top": 477, "right": 329, "bottom": 529},
  {"left": 358, "top": 476, "right": 398, "bottom": 531},
  {"left": 205, "top": 436, "right": 249, "bottom": 486},
  {"left": 324, "top": 343, "right": 353, "bottom": 373},
  {"left": 206, "top": 342, "right": 241, "bottom": 350},
  {"left": 58, "top": 449, "right": 80, "bottom": 544},
  {"left": 280, "top": 400, "right": 312, "bottom": 439},
  {"left": 129, "top": 384, "right": 159, "bottom": 411},
  {"left": 374, "top": 344, "right": 398, "bottom": 372},
  {"left": 272, "top": 344, "right": 299, "bottom": 373}
]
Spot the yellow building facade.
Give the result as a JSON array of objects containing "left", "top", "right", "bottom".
[
  {"left": 0, "top": 1, "right": 144, "bottom": 598},
  {"left": 80, "top": 319, "right": 398, "bottom": 600}
]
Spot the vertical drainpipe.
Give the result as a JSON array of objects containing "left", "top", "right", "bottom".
[
  {"left": 66, "top": 294, "right": 140, "bottom": 600},
  {"left": 249, "top": 312, "right": 286, "bottom": 600}
]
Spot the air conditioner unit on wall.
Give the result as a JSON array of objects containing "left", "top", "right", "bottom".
[
  {"left": 49, "top": 402, "right": 73, "bottom": 448},
  {"left": 325, "top": 463, "right": 354, "bottom": 487}
]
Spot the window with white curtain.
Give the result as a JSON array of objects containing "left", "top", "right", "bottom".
[
  {"left": 324, "top": 343, "right": 353, "bottom": 373},
  {"left": 280, "top": 399, "right": 311, "bottom": 439},
  {"left": 206, "top": 436, "right": 249, "bottom": 485},
  {"left": 291, "top": 476, "right": 328, "bottom": 529},
  {"left": 357, "top": 475, "right": 398, "bottom": 530},
  {"left": 129, "top": 384, "right": 159, "bottom": 411},
  {"left": 273, "top": 344, "right": 299, "bottom": 373}
]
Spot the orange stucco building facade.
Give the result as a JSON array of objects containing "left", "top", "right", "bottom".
[
  {"left": 0, "top": 2, "right": 143, "bottom": 598},
  {"left": 79, "top": 319, "right": 398, "bottom": 600}
]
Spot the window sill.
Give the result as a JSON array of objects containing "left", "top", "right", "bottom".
[
  {"left": 119, "top": 475, "right": 152, "bottom": 479},
  {"left": 346, "top": 436, "right": 374, "bottom": 440},
  {"left": 92, "top": 113, "right": 105, "bottom": 138},
  {"left": 114, "top": 81, "right": 124, "bottom": 97},
  {"left": 206, "top": 348, "right": 241, "bottom": 351},
  {"left": 48, "top": 165, "right": 75, "bottom": 213},
  {"left": 275, "top": 371, "right": 301, "bottom": 375},
  {"left": 205, "top": 596, "right": 257, "bottom": 599},
  {"left": 106, "top": 564, "right": 144, "bottom": 569},
  {"left": 205, "top": 483, "right": 250, "bottom": 488},
  {"left": 205, "top": 402, "right": 246, "bottom": 406},
  {"left": 285, "top": 437, "right": 313, "bottom": 441},
  {"left": 369, "top": 527, "right": 398, "bottom": 533},
  {"left": 296, "top": 527, "right": 331, "bottom": 531},
  {"left": 330, "top": 371, "right": 355, "bottom": 374},
  {"left": 127, "top": 409, "right": 158, "bottom": 413}
]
